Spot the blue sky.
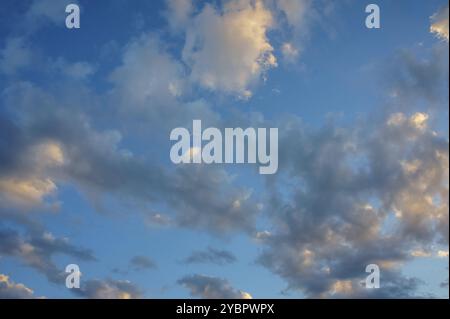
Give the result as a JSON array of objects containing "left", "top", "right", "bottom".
[{"left": 0, "top": 0, "right": 449, "bottom": 299}]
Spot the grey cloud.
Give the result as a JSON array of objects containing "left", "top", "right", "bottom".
[
  {"left": 0, "top": 227, "right": 95, "bottom": 284},
  {"left": 1, "top": 80, "right": 259, "bottom": 235},
  {"left": 183, "top": 247, "right": 237, "bottom": 265},
  {"left": 130, "top": 255, "right": 157, "bottom": 271},
  {"left": 178, "top": 274, "right": 252, "bottom": 299},
  {"left": 258, "top": 108, "right": 448, "bottom": 297},
  {"left": 386, "top": 46, "right": 449, "bottom": 108}
]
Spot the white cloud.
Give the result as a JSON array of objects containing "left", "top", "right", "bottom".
[
  {"left": 182, "top": 0, "right": 277, "bottom": 98},
  {"left": 110, "top": 34, "right": 186, "bottom": 104}
]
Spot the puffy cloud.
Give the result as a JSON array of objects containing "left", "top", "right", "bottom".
[
  {"left": 1, "top": 1, "right": 447, "bottom": 299},
  {"left": 75, "top": 279, "right": 142, "bottom": 299},
  {"left": 182, "top": 0, "right": 277, "bottom": 98},
  {"left": 258, "top": 107, "right": 448, "bottom": 297},
  {"left": 109, "top": 33, "right": 224, "bottom": 139},
  {"left": 183, "top": 247, "right": 237, "bottom": 265},
  {"left": 430, "top": 4, "right": 449, "bottom": 41},
  {"left": 178, "top": 274, "right": 252, "bottom": 299},
  {"left": 0, "top": 274, "right": 39, "bottom": 299},
  {"left": 110, "top": 34, "right": 186, "bottom": 104},
  {"left": 1, "top": 80, "right": 259, "bottom": 235}
]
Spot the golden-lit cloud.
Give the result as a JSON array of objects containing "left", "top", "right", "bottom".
[
  {"left": 182, "top": 0, "right": 277, "bottom": 98},
  {"left": 0, "top": 177, "right": 56, "bottom": 206},
  {"left": 330, "top": 280, "right": 353, "bottom": 295},
  {"left": 431, "top": 4, "right": 449, "bottom": 41},
  {"left": 0, "top": 274, "right": 37, "bottom": 299},
  {"left": 0, "top": 142, "right": 63, "bottom": 207}
]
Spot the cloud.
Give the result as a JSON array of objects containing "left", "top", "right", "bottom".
[
  {"left": 281, "top": 42, "right": 300, "bottom": 63},
  {"left": 0, "top": 227, "right": 95, "bottom": 284},
  {"left": 387, "top": 47, "right": 449, "bottom": 107},
  {"left": 130, "top": 255, "right": 157, "bottom": 271},
  {"left": 178, "top": 274, "right": 252, "bottom": 299},
  {"left": 181, "top": 0, "right": 277, "bottom": 98},
  {"left": 274, "top": 0, "right": 314, "bottom": 64},
  {"left": 0, "top": 37, "right": 32, "bottom": 75},
  {"left": 276, "top": 0, "right": 310, "bottom": 30},
  {"left": 110, "top": 34, "right": 186, "bottom": 105},
  {"left": 1, "top": 81, "right": 259, "bottom": 235},
  {"left": 430, "top": 4, "right": 449, "bottom": 41},
  {"left": 183, "top": 247, "right": 237, "bottom": 265},
  {"left": 0, "top": 177, "right": 57, "bottom": 207},
  {"left": 0, "top": 274, "right": 40, "bottom": 299},
  {"left": 52, "top": 58, "right": 96, "bottom": 80},
  {"left": 165, "top": 0, "right": 194, "bottom": 31},
  {"left": 25, "top": 0, "right": 72, "bottom": 27},
  {"left": 1, "top": 1, "right": 447, "bottom": 299},
  {"left": 257, "top": 107, "right": 448, "bottom": 297},
  {"left": 327, "top": 272, "right": 424, "bottom": 299},
  {"left": 145, "top": 213, "right": 173, "bottom": 227},
  {"left": 253, "top": 230, "right": 272, "bottom": 242},
  {"left": 75, "top": 279, "right": 142, "bottom": 299}
]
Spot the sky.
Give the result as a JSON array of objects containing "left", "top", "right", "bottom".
[{"left": 0, "top": 0, "right": 449, "bottom": 299}]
